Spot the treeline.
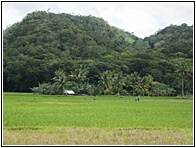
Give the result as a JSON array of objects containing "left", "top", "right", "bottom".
[
  {"left": 31, "top": 68, "right": 176, "bottom": 96},
  {"left": 3, "top": 11, "right": 193, "bottom": 97}
]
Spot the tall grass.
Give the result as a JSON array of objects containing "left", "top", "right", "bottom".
[
  {"left": 3, "top": 127, "right": 193, "bottom": 145},
  {"left": 3, "top": 93, "right": 193, "bottom": 145}
]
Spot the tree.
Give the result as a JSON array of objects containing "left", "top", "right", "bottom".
[
  {"left": 112, "top": 71, "right": 126, "bottom": 95},
  {"left": 136, "top": 75, "right": 153, "bottom": 96},
  {"left": 130, "top": 72, "right": 142, "bottom": 96},
  {"left": 30, "top": 82, "right": 58, "bottom": 95},
  {"left": 174, "top": 58, "right": 192, "bottom": 98},
  {"left": 68, "top": 65, "right": 89, "bottom": 83},
  {"left": 52, "top": 69, "right": 67, "bottom": 95},
  {"left": 151, "top": 82, "right": 173, "bottom": 96},
  {"left": 98, "top": 70, "right": 113, "bottom": 95}
]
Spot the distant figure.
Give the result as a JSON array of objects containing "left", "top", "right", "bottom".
[
  {"left": 93, "top": 93, "right": 96, "bottom": 100},
  {"left": 135, "top": 95, "right": 140, "bottom": 101},
  {"left": 84, "top": 95, "right": 87, "bottom": 100},
  {"left": 125, "top": 100, "right": 129, "bottom": 102},
  {"left": 137, "top": 95, "right": 140, "bottom": 101}
]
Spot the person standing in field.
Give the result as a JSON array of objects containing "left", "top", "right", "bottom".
[
  {"left": 137, "top": 95, "right": 140, "bottom": 101},
  {"left": 93, "top": 93, "right": 96, "bottom": 100},
  {"left": 135, "top": 95, "right": 140, "bottom": 101}
]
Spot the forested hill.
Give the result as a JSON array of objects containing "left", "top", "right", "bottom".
[
  {"left": 144, "top": 23, "right": 193, "bottom": 58},
  {"left": 3, "top": 11, "right": 193, "bottom": 96}
]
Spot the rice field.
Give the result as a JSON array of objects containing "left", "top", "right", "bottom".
[{"left": 3, "top": 93, "right": 194, "bottom": 145}]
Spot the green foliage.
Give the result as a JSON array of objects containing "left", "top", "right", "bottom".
[
  {"left": 151, "top": 82, "right": 176, "bottom": 96},
  {"left": 3, "top": 11, "right": 193, "bottom": 96},
  {"left": 173, "top": 58, "right": 193, "bottom": 98},
  {"left": 30, "top": 82, "right": 59, "bottom": 95},
  {"left": 52, "top": 69, "right": 67, "bottom": 95}
]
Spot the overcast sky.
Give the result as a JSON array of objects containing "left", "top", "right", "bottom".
[{"left": 2, "top": 2, "right": 194, "bottom": 38}]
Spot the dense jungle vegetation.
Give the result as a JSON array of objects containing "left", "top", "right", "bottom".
[{"left": 3, "top": 11, "right": 193, "bottom": 96}]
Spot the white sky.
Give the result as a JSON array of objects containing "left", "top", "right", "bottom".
[{"left": 2, "top": 2, "right": 194, "bottom": 38}]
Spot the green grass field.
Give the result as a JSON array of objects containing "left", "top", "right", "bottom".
[{"left": 3, "top": 93, "right": 193, "bottom": 145}]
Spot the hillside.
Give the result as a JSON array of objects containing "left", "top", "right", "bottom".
[
  {"left": 144, "top": 23, "right": 193, "bottom": 58},
  {"left": 3, "top": 11, "right": 193, "bottom": 96}
]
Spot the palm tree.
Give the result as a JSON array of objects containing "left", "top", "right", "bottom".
[
  {"left": 68, "top": 65, "right": 89, "bottom": 94},
  {"left": 112, "top": 71, "right": 126, "bottom": 95},
  {"left": 130, "top": 72, "right": 142, "bottom": 96},
  {"left": 52, "top": 69, "right": 67, "bottom": 95},
  {"left": 98, "top": 70, "right": 113, "bottom": 95},
  {"left": 175, "top": 58, "right": 191, "bottom": 99},
  {"left": 69, "top": 65, "right": 89, "bottom": 83},
  {"left": 139, "top": 75, "right": 153, "bottom": 96},
  {"left": 124, "top": 74, "right": 132, "bottom": 87}
]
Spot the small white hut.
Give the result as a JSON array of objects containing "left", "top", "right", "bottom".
[{"left": 64, "top": 90, "right": 75, "bottom": 95}]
